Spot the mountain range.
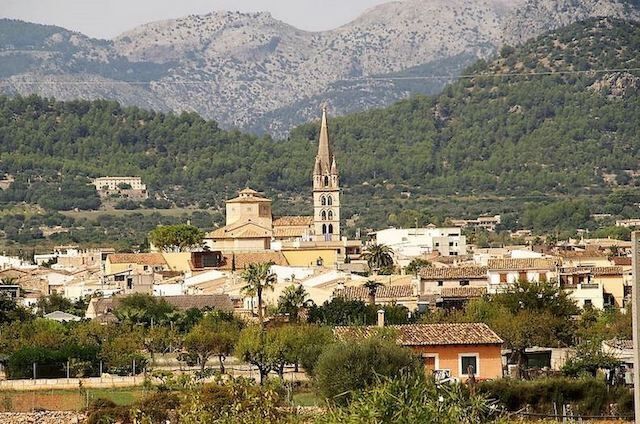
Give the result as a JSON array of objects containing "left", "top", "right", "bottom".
[
  {"left": 2, "top": 16, "right": 640, "bottom": 231},
  {"left": 1, "top": 0, "right": 640, "bottom": 135}
]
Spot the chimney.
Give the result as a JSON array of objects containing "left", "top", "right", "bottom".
[{"left": 377, "top": 309, "right": 385, "bottom": 327}]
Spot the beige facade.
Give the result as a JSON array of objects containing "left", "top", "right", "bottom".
[
  {"left": 93, "top": 176, "right": 146, "bottom": 191},
  {"left": 225, "top": 188, "right": 273, "bottom": 228},
  {"left": 313, "top": 107, "right": 341, "bottom": 241},
  {"left": 559, "top": 266, "right": 626, "bottom": 309},
  {"left": 206, "top": 189, "right": 274, "bottom": 252},
  {"left": 105, "top": 253, "right": 168, "bottom": 275}
]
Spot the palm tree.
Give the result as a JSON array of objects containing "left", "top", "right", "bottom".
[
  {"left": 362, "top": 244, "right": 394, "bottom": 274},
  {"left": 277, "top": 284, "right": 309, "bottom": 322},
  {"left": 363, "top": 280, "right": 385, "bottom": 305},
  {"left": 0, "top": 277, "right": 17, "bottom": 285},
  {"left": 241, "top": 262, "right": 276, "bottom": 328}
]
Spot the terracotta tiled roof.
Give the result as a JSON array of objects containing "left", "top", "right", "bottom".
[
  {"left": 108, "top": 253, "right": 166, "bottom": 266},
  {"left": 604, "top": 339, "right": 632, "bottom": 350},
  {"left": 487, "top": 258, "right": 560, "bottom": 271},
  {"left": 273, "top": 227, "right": 309, "bottom": 238},
  {"left": 560, "top": 266, "right": 623, "bottom": 276},
  {"left": 441, "top": 286, "right": 487, "bottom": 298},
  {"left": 208, "top": 222, "right": 273, "bottom": 239},
  {"left": 273, "top": 216, "right": 313, "bottom": 227},
  {"left": 337, "top": 284, "right": 415, "bottom": 300},
  {"left": 334, "top": 323, "right": 503, "bottom": 346},
  {"left": 417, "top": 294, "right": 440, "bottom": 304},
  {"left": 419, "top": 266, "right": 487, "bottom": 280},
  {"left": 612, "top": 257, "right": 632, "bottom": 266},
  {"left": 216, "top": 251, "right": 289, "bottom": 271},
  {"left": 430, "top": 255, "right": 473, "bottom": 265},
  {"left": 556, "top": 249, "right": 607, "bottom": 259},
  {"left": 226, "top": 188, "right": 271, "bottom": 203}
]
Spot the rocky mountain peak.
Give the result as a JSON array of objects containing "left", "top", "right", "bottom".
[{"left": 1, "top": 0, "right": 639, "bottom": 135}]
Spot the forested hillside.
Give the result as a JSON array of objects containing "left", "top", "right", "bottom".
[
  {"left": 0, "top": 17, "right": 639, "bottom": 249},
  {"left": 289, "top": 17, "right": 640, "bottom": 195}
]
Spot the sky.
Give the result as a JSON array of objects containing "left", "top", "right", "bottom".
[{"left": 1, "top": 0, "right": 395, "bottom": 39}]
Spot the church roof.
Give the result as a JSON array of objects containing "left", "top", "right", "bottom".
[
  {"left": 217, "top": 251, "right": 289, "bottom": 270},
  {"left": 227, "top": 187, "right": 271, "bottom": 204},
  {"left": 208, "top": 221, "right": 273, "bottom": 239},
  {"left": 273, "top": 216, "right": 314, "bottom": 227},
  {"left": 316, "top": 106, "right": 334, "bottom": 175}
]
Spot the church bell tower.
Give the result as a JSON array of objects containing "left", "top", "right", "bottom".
[{"left": 313, "top": 106, "right": 340, "bottom": 241}]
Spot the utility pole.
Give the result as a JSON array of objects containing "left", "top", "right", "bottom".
[{"left": 632, "top": 231, "right": 640, "bottom": 422}]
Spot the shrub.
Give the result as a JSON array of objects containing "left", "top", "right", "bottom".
[
  {"left": 86, "top": 398, "right": 131, "bottom": 424},
  {"left": 313, "top": 334, "right": 419, "bottom": 404},
  {"left": 479, "top": 377, "right": 632, "bottom": 416},
  {"left": 318, "top": 371, "right": 501, "bottom": 424},
  {"left": 135, "top": 391, "right": 180, "bottom": 423},
  {"left": 175, "top": 377, "right": 287, "bottom": 423}
]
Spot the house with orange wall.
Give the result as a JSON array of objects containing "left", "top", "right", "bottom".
[{"left": 334, "top": 321, "right": 503, "bottom": 381}]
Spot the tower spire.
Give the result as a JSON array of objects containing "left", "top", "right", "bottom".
[{"left": 316, "top": 105, "right": 332, "bottom": 174}]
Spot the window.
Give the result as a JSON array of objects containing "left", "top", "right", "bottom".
[
  {"left": 460, "top": 280, "right": 470, "bottom": 287},
  {"left": 321, "top": 196, "right": 327, "bottom": 206},
  {"left": 324, "top": 176, "right": 329, "bottom": 187},
  {"left": 321, "top": 211, "right": 327, "bottom": 220},
  {"left": 143, "top": 265, "right": 149, "bottom": 271},
  {"left": 328, "top": 210, "right": 334, "bottom": 220},
  {"left": 437, "top": 280, "right": 444, "bottom": 287},
  {"left": 422, "top": 353, "right": 439, "bottom": 374},
  {"left": 518, "top": 271, "right": 527, "bottom": 281},
  {"left": 584, "top": 299, "right": 593, "bottom": 307},
  {"left": 449, "top": 241, "right": 454, "bottom": 247},
  {"left": 126, "top": 278, "right": 133, "bottom": 290},
  {"left": 499, "top": 273, "right": 507, "bottom": 283},
  {"left": 327, "top": 195, "right": 333, "bottom": 206},
  {"left": 328, "top": 224, "right": 334, "bottom": 234},
  {"left": 459, "top": 354, "right": 479, "bottom": 376},
  {"left": 322, "top": 224, "right": 327, "bottom": 234},
  {"left": 114, "top": 275, "right": 125, "bottom": 282}
]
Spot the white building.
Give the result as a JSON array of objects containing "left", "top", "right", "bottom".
[
  {"left": 616, "top": 219, "right": 640, "bottom": 228},
  {"left": 92, "top": 176, "right": 146, "bottom": 191},
  {"left": 0, "top": 255, "right": 35, "bottom": 270},
  {"left": 450, "top": 215, "right": 501, "bottom": 232},
  {"left": 374, "top": 226, "right": 467, "bottom": 258},
  {"left": 487, "top": 257, "right": 560, "bottom": 289}
]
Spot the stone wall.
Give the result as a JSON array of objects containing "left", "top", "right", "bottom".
[
  {"left": 0, "top": 376, "right": 141, "bottom": 391},
  {"left": 0, "top": 411, "right": 85, "bottom": 423}
]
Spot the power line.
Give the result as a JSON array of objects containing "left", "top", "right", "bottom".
[{"left": 0, "top": 67, "right": 639, "bottom": 86}]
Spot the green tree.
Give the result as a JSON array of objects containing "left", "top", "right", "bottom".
[
  {"left": 404, "top": 258, "right": 431, "bottom": 276},
  {"left": 0, "top": 294, "right": 33, "bottom": 324},
  {"left": 363, "top": 280, "right": 385, "bottom": 305},
  {"left": 241, "top": 262, "right": 276, "bottom": 327},
  {"left": 562, "top": 339, "right": 621, "bottom": 377},
  {"left": 113, "top": 293, "right": 175, "bottom": 327},
  {"left": 100, "top": 328, "right": 147, "bottom": 375},
  {"left": 313, "top": 333, "right": 418, "bottom": 404},
  {"left": 277, "top": 284, "right": 308, "bottom": 322},
  {"left": 148, "top": 224, "right": 205, "bottom": 252},
  {"left": 235, "top": 325, "right": 273, "bottom": 384},
  {"left": 362, "top": 244, "right": 394, "bottom": 274},
  {"left": 465, "top": 280, "right": 578, "bottom": 377},
  {"left": 144, "top": 326, "right": 179, "bottom": 365},
  {"left": 183, "top": 316, "right": 241, "bottom": 373}
]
